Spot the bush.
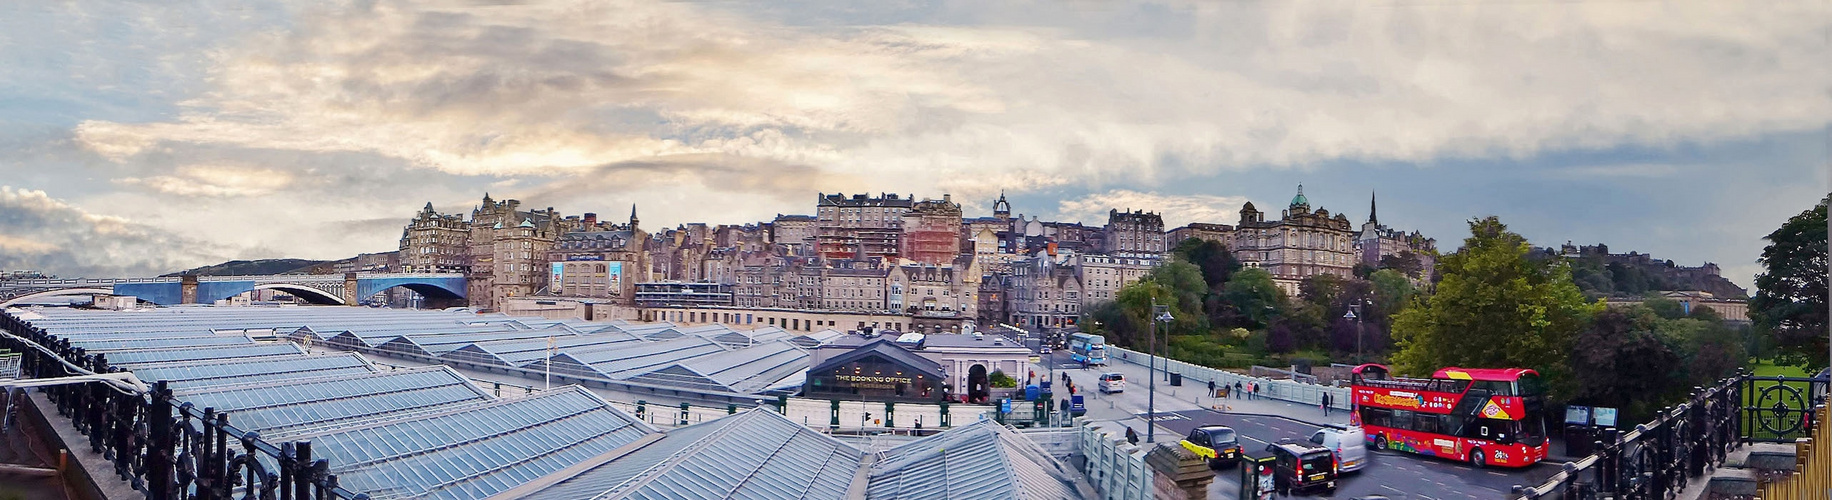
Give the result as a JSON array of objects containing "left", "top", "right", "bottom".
[{"left": 988, "top": 370, "right": 1017, "bottom": 388}]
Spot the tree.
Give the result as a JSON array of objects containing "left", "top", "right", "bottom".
[
  {"left": 1390, "top": 217, "right": 1601, "bottom": 390},
  {"left": 1299, "top": 274, "right": 1345, "bottom": 309},
  {"left": 1568, "top": 307, "right": 1685, "bottom": 423},
  {"left": 1220, "top": 268, "right": 1284, "bottom": 329},
  {"left": 1173, "top": 238, "right": 1242, "bottom": 290},
  {"left": 1379, "top": 250, "right": 1426, "bottom": 279},
  {"left": 1750, "top": 195, "right": 1829, "bottom": 371}
]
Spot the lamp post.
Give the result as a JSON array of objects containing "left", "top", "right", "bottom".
[
  {"left": 1344, "top": 302, "right": 1363, "bottom": 365},
  {"left": 1147, "top": 299, "right": 1173, "bottom": 443}
]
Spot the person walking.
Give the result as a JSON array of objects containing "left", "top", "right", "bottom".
[
  {"left": 1253, "top": 382, "right": 1261, "bottom": 400},
  {"left": 1208, "top": 379, "right": 1217, "bottom": 398},
  {"left": 1233, "top": 381, "right": 1242, "bottom": 399},
  {"left": 1321, "top": 392, "right": 1332, "bottom": 416}
]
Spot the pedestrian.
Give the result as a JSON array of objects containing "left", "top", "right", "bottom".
[
  {"left": 1126, "top": 426, "right": 1139, "bottom": 445},
  {"left": 1321, "top": 392, "right": 1331, "bottom": 416},
  {"left": 1253, "top": 382, "right": 1261, "bottom": 400},
  {"left": 1208, "top": 379, "right": 1217, "bottom": 398},
  {"left": 1234, "top": 381, "right": 1242, "bottom": 399}
]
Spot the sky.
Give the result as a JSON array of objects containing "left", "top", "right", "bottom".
[{"left": 1, "top": 0, "right": 1827, "bottom": 288}]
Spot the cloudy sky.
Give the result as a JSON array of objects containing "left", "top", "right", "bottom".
[{"left": 1, "top": 0, "right": 1827, "bottom": 287}]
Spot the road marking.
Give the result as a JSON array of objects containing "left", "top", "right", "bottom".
[
  {"left": 1380, "top": 485, "right": 1405, "bottom": 494},
  {"left": 1487, "top": 471, "right": 1507, "bottom": 477}
]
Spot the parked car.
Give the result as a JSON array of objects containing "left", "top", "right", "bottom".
[
  {"left": 1180, "top": 425, "right": 1244, "bottom": 469},
  {"left": 1264, "top": 439, "right": 1338, "bottom": 495},
  {"left": 1098, "top": 372, "right": 1126, "bottom": 394},
  {"left": 1310, "top": 426, "right": 1369, "bottom": 473}
]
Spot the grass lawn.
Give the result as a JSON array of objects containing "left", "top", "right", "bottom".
[{"left": 1750, "top": 360, "right": 1812, "bottom": 378}]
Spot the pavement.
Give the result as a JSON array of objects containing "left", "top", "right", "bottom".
[{"left": 1014, "top": 333, "right": 1565, "bottom": 499}]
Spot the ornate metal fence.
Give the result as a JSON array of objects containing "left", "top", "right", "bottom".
[
  {"left": 1512, "top": 372, "right": 1829, "bottom": 499},
  {"left": 0, "top": 312, "right": 363, "bottom": 500}
]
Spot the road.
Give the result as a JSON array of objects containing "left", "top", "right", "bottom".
[{"left": 1006, "top": 329, "right": 1559, "bottom": 499}]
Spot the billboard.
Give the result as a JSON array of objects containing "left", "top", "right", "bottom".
[
  {"left": 607, "top": 261, "right": 623, "bottom": 291},
  {"left": 550, "top": 262, "right": 564, "bottom": 287}
]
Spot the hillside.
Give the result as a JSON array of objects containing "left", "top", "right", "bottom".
[
  {"left": 1534, "top": 243, "right": 1748, "bottom": 299},
  {"left": 161, "top": 259, "right": 327, "bottom": 277}
]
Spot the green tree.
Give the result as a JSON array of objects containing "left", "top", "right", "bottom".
[
  {"left": 1173, "top": 238, "right": 1242, "bottom": 290},
  {"left": 1390, "top": 217, "right": 1601, "bottom": 389},
  {"left": 1221, "top": 268, "right": 1285, "bottom": 329},
  {"left": 1750, "top": 195, "right": 1829, "bottom": 371},
  {"left": 1378, "top": 250, "right": 1427, "bottom": 279},
  {"left": 1568, "top": 307, "right": 1685, "bottom": 423}
]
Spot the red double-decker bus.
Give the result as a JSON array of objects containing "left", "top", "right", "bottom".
[{"left": 1349, "top": 364, "right": 1549, "bottom": 468}]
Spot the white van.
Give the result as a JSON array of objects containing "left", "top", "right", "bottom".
[
  {"left": 1309, "top": 427, "right": 1368, "bottom": 473},
  {"left": 1098, "top": 372, "right": 1126, "bottom": 394}
]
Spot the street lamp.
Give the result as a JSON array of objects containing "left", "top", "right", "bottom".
[
  {"left": 1344, "top": 302, "right": 1364, "bottom": 365},
  {"left": 1147, "top": 299, "right": 1173, "bottom": 443}
]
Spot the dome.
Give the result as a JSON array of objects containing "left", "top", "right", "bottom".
[{"left": 1290, "top": 184, "right": 1309, "bottom": 208}]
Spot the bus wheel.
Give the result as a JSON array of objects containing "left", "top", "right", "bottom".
[
  {"left": 1470, "top": 448, "right": 1486, "bottom": 468},
  {"left": 1375, "top": 435, "right": 1388, "bottom": 451}
]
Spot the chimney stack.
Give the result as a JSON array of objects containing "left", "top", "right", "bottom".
[{"left": 583, "top": 213, "right": 598, "bottom": 228}]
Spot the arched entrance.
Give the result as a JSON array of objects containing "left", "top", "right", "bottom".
[{"left": 967, "top": 364, "right": 990, "bottom": 404}]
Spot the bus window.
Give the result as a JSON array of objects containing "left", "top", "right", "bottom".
[
  {"left": 1359, "top": 407, "right": 1392, "bottom": 428},
  {"left": 1429, "top": 379, "right": 1470, "bottom": 393},
  {"left": 1415, "top": 414, "right": 1445, "bottom": 434},
  {"left": 1466, "top": 418, "right": 1512, "bottom": 439},
  {"left": 1391, "top": 410, "right": 1414, "bottom": 431},
  {"left": 1517, "top": 373, "right": 1548, "bottom": 398},
  {"left": 1473, "top": 380, "right": 1514, "bottom": 396}
]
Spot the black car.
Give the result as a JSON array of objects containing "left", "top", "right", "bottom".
[
  {"left": 1180, "top": 425, "right": 1243, "bottom": 469},
  {"left": 1264, "top": 440, "right": 1338, "bottom": 495}
]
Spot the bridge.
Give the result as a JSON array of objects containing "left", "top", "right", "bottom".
[{"left": 0, "top": 273, "right": 466, "bottom": 307}]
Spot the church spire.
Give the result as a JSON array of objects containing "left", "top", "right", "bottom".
[
  {"left": 629, "top": 203, "right": 639, "bottom": 229},
  {"left": 1367, "top": 190, "right": 1378, "bottom": 225}
]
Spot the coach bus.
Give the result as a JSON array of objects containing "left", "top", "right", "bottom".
[
  {"left": 1349, "top": 364, "right": 1549, "bottom": 468},
  {"left": 1067, "top": 332, "right": 1108, "bottom": 366}
]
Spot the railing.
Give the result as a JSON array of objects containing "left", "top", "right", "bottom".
[
  {"left": 1762, "top": 403, "right": 1830, "bottom": 499},
  {"left": 1107, "top": 346, "right": 1352, "bottom": 410},
  {"left": 1511, "top": 372, "right": 1829, "bottom": 499},
  {"left": 1079, "top": 420, "right": 1153, "bottom": 500},
  {"left": 1, "top": 311, "right": 361, "bottom": 500}
]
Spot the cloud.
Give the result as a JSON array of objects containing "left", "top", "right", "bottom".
[
  {"left": 0, "top": 186, "right": 235, "bottom": 276},
  {"left": 1548, "top": 164, "right": 1685, "bottom": 179},
  {"left": 115, "top": 164, "right": 297, "bottom": 197},
  {"left": 1056, "top": 190, "right": 1251, "bottom": 228},
  {"left": 63, "top": 0, "right": 1830, "bottom": 198}
]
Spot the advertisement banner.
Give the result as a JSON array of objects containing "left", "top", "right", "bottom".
[
  {"left": 551, "top": 262, "right": 564, "bottom": 287},
  {"left": 607, "top": 261, "right": 623, "bottom": 290}
]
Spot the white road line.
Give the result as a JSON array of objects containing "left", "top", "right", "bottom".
[{"left": 1380, "top": 485, "right": 1405, "bottom": 494}]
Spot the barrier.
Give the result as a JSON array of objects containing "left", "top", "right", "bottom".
[
  {"left": 1107, "top": 346, "right": 1351, "bottom": 410},
  {"left": 1079, "top": 421, "right": 1153, "bottom": 500}
]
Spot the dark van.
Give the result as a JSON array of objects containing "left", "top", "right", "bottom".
[{"left": 1264, "top": 440, "right": 1338, "bottom": 495}]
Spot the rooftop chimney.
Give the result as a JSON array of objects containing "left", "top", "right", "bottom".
[{"left": 583, "top": 213, "right": 598, "bottom": 227}]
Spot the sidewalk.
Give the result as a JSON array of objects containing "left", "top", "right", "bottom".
[{"left": 1036, "top": 354, "right": 1350, "bottom": 429}]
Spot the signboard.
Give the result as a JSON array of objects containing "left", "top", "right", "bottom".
[
  {"left": 550, "top": 262, "right": 565, "bottom": 287},
  {"left": 1000, "top": 399, "right": 1011, "bottom": 414},
  {"left": 606, "top": 261, "right": 624, "bottom": 291},
  {"left": 1593, "top": 407, "right": 1619, "bottom": 427},
  {"left": 1565, "top": 405, "right": 1592, "bottom": 425},
  {"left": 565, "top": 255, "right": 605, "bottom": 261}
]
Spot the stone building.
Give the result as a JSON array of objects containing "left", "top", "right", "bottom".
[
  {"left": 769, "top": 214, "right": 817, "bottom": 255},
  {"left": 1166, "top": 223, "right": 1235, "bottom": 249},
  {"left": 545, "top": 210, "right": 647, "bottom": 303},
  {"left": 1355, "top": 192, "right": 1437, "bottom": 279},
  {"left": 1074, "top": 252, "right": 1160, "bottom": 305},
  {"left": 819, "top": 265, "right": 891, "bottom": 312},
  {"left": 1233, "top": 185, "right": 1357, "bottom": 295},
  {"left": 900, "top": 194, "right": 964, "bottom": 266},
  {"left": 464, "top": 194, "right": 570, "bottom": 310},
  {"left": 399, "top": 203, "right": 469, "bottom": 273},
  {"left": 1006, "top": 248, "right": 1084, "bottom": 329},
  {"left": 816, "top": 193, "right": 914, "bottom": 260},
  {"left": 1103, "top": 209, "right": 1166, "bottom": 254},
  {"left": 889, "top": 261, "right": 976, "bottom": 320}
]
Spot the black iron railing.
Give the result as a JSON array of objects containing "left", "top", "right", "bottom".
[
  {"left": 1512, "top": 371, "right": 1829, "bottom": 499},
  {"left": 0, "top": 311, "right": 364, "bottom": 500}
]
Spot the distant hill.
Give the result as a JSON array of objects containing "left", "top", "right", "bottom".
[
  {"left": 1533, "top": 243, "right": 1748, "bottom": 299},
  {"left": 162, "top": 259, "right": 328, "bottom": 277}
]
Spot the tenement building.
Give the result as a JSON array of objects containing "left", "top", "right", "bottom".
[
  {"left": 815, "top": 192, "right": 914, "bottom": 260},
  {"left": 1102, "top": 209, "right": 1166, "bottom": 254},
  {"left": 1006, "top": 248, "right": 1083, "bottom": 329},
  {"left": 900, "top": 195, "right": 964, "bottom": 266},
  {"left": 545, "top": 210, "right": 648, "bottom": 302},
  {"left": 1355, "top": 192, "right": 1437, "bottom": 279},
  {"left": 1166, "top": 222, "right": 1235, "bottom": 248},
  {"left": 399, "top": 203, "right": 469, "bottom": 273},
  {"left": 1233, "top": 185, "right": 1356, "bottom": 295}
]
